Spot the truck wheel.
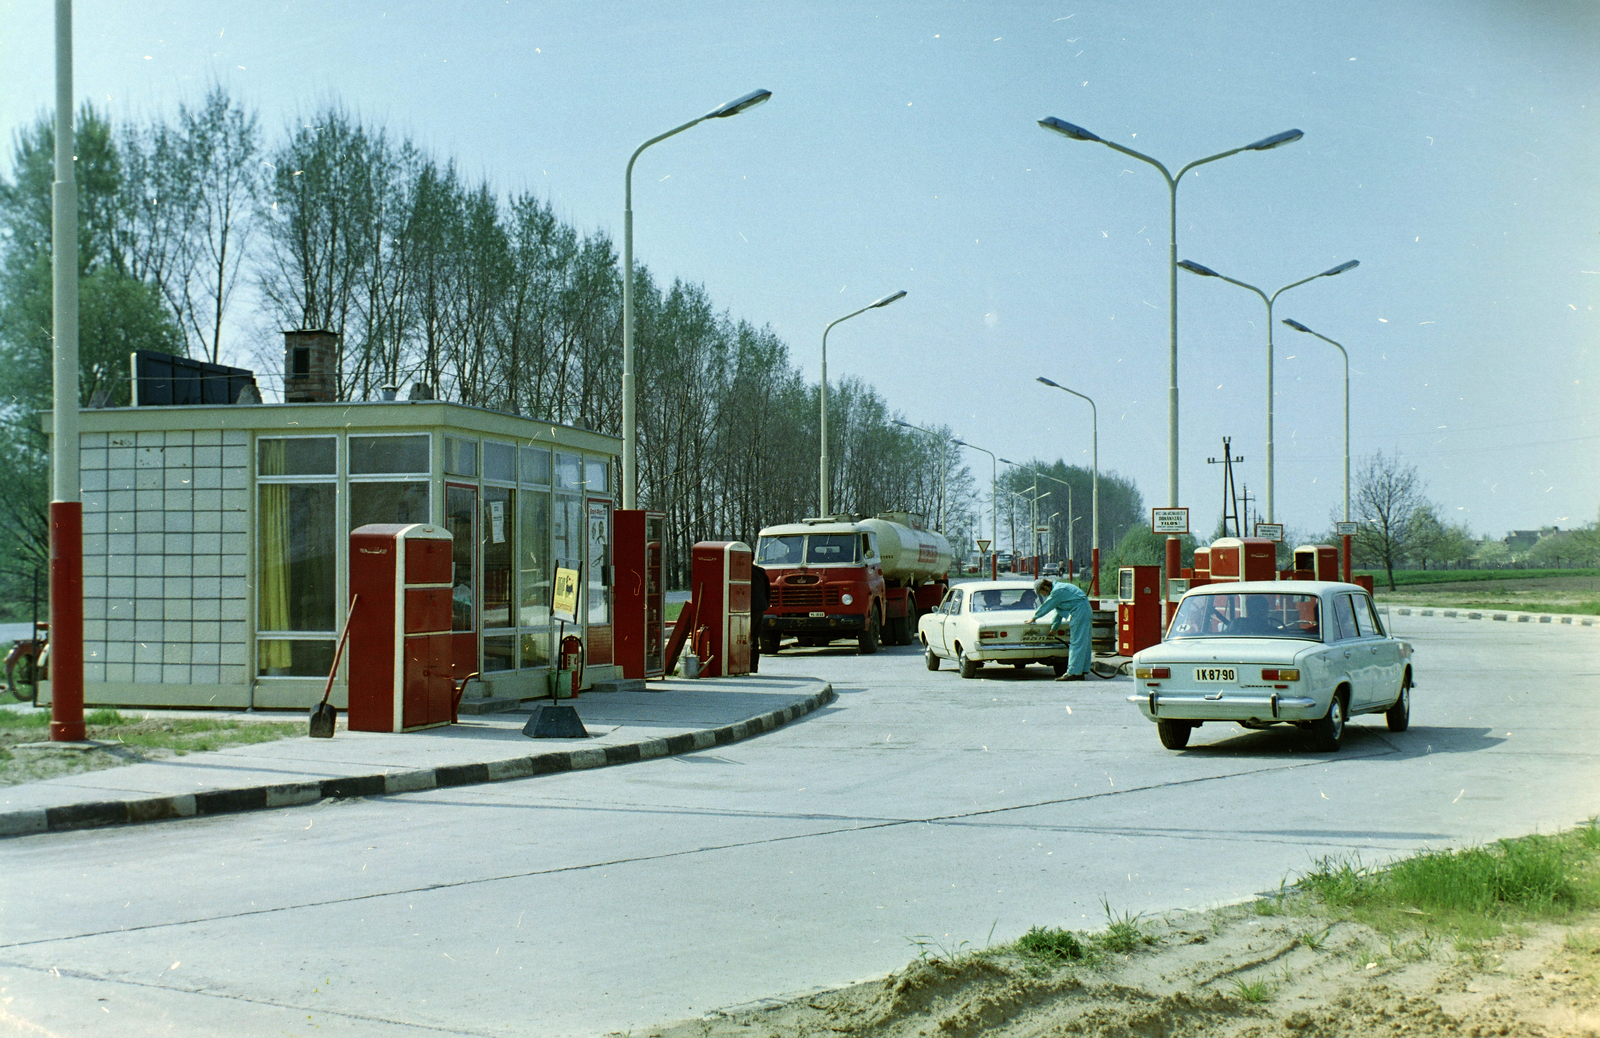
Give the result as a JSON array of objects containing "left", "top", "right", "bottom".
[
  {"left": 888, "top": 612, "right": 910, "bottom": 646},
  {"left": 858, "top": 607, "right": 880, "bottom": 655},
  {"left": 760, "top": 632, "right": 781, "bottom": 655},
  {"left": 925, "top": 648, "right": 940, "bottom": 671},
  {"left": 1157, "top": 719, "right": 1193, "bottom": 750}
]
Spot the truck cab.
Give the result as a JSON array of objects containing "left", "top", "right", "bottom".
[{"left": 755, "top": 517, "right": 887, "bottom": 655}]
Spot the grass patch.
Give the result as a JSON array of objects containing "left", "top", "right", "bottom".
[
  {"left": 1445, "top": 598, "right": 1600, "bottom": 615},
  {"left": 1299, "top": 821, "right": 1600, "bottom": 944},
  {"left": 1, "top": 708, "right": 306, "bottom": 785},
  {"left": 1099, "top": 902, "right": 1158, "bottom": 954},
  {"left": 1013, "top": 926, "right": 1091, "bottom": 966},
  {"left": 1230, "top": 977, "right": 1275, "bottom": 1003},
  {"left": 1359, "top": 568, "right": 1599, "bottom": 587}
]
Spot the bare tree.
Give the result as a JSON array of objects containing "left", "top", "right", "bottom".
[{"left": 1352, "top": 450, "right": 1429, "bottom": 589}]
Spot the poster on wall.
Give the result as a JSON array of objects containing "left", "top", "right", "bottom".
[{"left": 552, "top": 564, "right": 582, "bottom": 625}]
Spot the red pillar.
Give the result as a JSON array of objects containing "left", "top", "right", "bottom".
[
  {"left": 50, "top": 501, "right": 84, "bottom": 742},
  {"left": 1163, "top": 535, "right": 1181, "bottom": 627},
  {"left": 1091, "top": 547, "right": 1101, "bottom": 600},
  {"left": 1341, "top": 533, "right": 1353, "bottom": 584}
]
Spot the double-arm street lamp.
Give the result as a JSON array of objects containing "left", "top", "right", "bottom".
[
  {"left": 622, "top": 88, "right": 772, "bottom": 510},
  {"left": 1039, "top": 116, "right": 1303, "bottom": 605},
  {"left": 891, "top": 418, "right": 946, "bottom": 531},
  {"left": 1282, "top": 317, "right": 1353, "bottom": 581},
  {"left": 1176, "top": 258, "right": 1358, "bottom": 523},
  {"left": 1032, "top": 473, "right": 1072, "bottom": 575},
  {"left": 1035, "top": 377, "right": 1100, "bottom": 598},
  {"left": 1009, "top": 487, "right": 1051, "bottom": 574},
  {"left": 951, "top": 438, "right": 998, "bottom": 577},
  {"left": 820, "top": 291, "right": 907, "bottom": 515}
]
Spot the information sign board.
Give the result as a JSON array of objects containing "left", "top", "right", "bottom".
[
  {"left": 1335, "top": 522, "right": 1360, "bottom": 537},
  {"left": 1151, "top": 507, "right": 1189, "bottom": 534},
  {"left": 552, "top": 565, "right": 582, "bottom": 625},
  {"left": 1253, "top": 523, "right": 1285, "bottom": 542}
]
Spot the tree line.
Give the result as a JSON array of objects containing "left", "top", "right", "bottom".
[{"left": 0, "top": 89, "right": 1014, "bottom": 602}]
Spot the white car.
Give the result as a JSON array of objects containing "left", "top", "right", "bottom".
[
  {"left": 1129, "top": 581, "right": 1414, "bottom": 752},
  {"left": 918, "top": 580, "right": 1072, "bottom": 678}
]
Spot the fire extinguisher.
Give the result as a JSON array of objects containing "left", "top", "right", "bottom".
[{"left": 560, "top": 634, "right": 583, "bottom": 697}]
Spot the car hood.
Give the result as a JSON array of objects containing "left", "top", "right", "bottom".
[{"left": 1134, "top": 638, "right": 1323, "bottom": 665}]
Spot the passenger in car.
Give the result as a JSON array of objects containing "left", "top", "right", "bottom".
[{"left": 1225, "top": 595, "right": 1282, "bottom": 636}]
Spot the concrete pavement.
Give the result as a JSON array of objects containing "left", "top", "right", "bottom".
[{"left": 0, "top": 675, "right": 833, "bottom": 839}]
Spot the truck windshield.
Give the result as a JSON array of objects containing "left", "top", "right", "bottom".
[
  {"left": 805, "top": 534, "right": 859, "bottom": 565},
  {"left": 1168, "top": 592, "right": 1322, "bottom": 640},
  {"left": 756, "top": 536, "right": 804, "bottom": 567}
]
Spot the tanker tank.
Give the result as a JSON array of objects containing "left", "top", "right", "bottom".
[{"left": 862, "top": 515, "right": 952, "bottom": 586}]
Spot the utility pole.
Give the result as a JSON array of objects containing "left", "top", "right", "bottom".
[{"left": 1207, "top": 437, "right": 1244, "bottom": 538}]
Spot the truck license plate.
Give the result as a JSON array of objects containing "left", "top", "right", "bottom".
[
  {"left": 1195, "top": 667, "right": 1237, "bottom": 682},
  {"left": 809, "top": 611, "right": 825, "bottom": 618}
]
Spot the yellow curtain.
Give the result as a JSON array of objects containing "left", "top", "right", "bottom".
[{"left": 258, "top": 444, "right": 292, "bottom": 671}]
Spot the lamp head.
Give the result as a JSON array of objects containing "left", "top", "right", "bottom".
[
  {"left": 1177, "top": 259, "right": 1220, "bottom": 278},
  {"left": 707, "top": 89, "right": 772, "bottom": 119},
  {"left": 1321, "top": 259, "right": 1359, "bottom": 277},
  {"left": 1282, "top": 318, "right": 1313, "bottom": 334},
  {"left": 1247, "top": 128, "right": 1303, "bottom": 151},
  {"left": 1036, "top": 376, "right": 1061, "bottom": 388},
  {"left": 951, "top": 438, "right": 969, "bottom": 447},
  {"left": 998, "top": 457, "right": 1015, "bottom": 466},
  {"left": 892, "top": 419, "right": 912, "bottom": 429},
  {"left": 1038, "top": 117, "right": 1104, "bottom": 143},
  {"left": 870, "top": 290, "right": 907, "bottom": 308}
]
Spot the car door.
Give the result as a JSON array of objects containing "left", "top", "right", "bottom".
[
  {"left": 1355, "top": 593, "right": 1403, "bottom": 706},
  {"left": 1329, "top": 592, "right": 1374, "bottom": 708},
  {"left": 937, "top": 589, "right": 965, "bottom": 657},
  {"left": 927, "top": 588, "right": 955, "bottom": 657}
]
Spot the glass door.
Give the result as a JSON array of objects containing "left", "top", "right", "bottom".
[
  {"left": 445, "top": 483, "right": 478, "bottom": 679},
  {"left": 586, "top": 498, "right": 613, "bottom": 666}
]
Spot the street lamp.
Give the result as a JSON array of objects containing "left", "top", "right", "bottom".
[
  {"left": 1177, "top": 258, "right": 1358, "bottom": 523},
  {"left": 891, "top": 418, "right": 947, "bottom": 531},
  {"left": 952, "top": 438, "right": 998, "bottom": 578},
  {"left": 1039, "top": 117, "right": 1302, "bottom": 611},
  {"left": 1282, "top": 317, "right": 1353, "bottom": 581},
  {"left": 821, "top": 291, "right": 907, "bottom": 515},
  {"left": 622, "top": 88, "right": 772, "bottom": 510},
  {"left": 1033, "top": 474, "right": 1072, "bottom": 578},
  {"left": 1035, "top": 377, "right": 1100, "bottom": 598}
]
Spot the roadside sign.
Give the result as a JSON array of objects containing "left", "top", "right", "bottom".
[
  {"left": 1335, "top": 521, "right": 1360, "bottom": 537},
  {"left": 1254, "top": 523, "right": 1285, "bottom": 542},
  {"left": 1151, "top": 507, "right": 1189, "bottom": 534},
  {"left": 976, "top": 539, "right": 991, "bottom": 553},
  {"left": 552, "top": 565, "right": 582, "bottom": 624}
]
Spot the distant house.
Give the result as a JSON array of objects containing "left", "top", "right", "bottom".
[
  {"left": 41, "top": 334, "right": 621, "bottom": 711},
  {"left": 1503, "top": 529, "right": 1544, "bottom": 553}
]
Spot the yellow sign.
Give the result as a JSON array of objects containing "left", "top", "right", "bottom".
[{"left": 552, "top": 566, "right": 581, "bottom": 624}]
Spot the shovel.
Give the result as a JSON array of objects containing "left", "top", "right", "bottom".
[{"left": 309, "top": 595, "right": 359, "bottom": 738}]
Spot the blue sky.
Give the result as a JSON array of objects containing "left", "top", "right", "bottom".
[{"left": 3, "top": 0, "right": 1596, "bottom": 538}]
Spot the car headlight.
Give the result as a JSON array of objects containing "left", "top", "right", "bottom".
[{"left": 840, "top": 593, "right": 854, "bottom": 606}]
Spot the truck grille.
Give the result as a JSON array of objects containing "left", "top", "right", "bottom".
[{"left": 772, "top": 586, "right": 843, "bottom": 610}]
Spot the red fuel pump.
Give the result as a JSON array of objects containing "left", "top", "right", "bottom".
[{"left": 1117, "top": 565, "right": 1163, "bottom": 656}]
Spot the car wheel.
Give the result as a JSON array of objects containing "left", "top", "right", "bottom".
[
  {"left": 925, "top": 648, "right": 940, "bottom": 672},
  {"left": 759, "top": 632, "right": 781, "bottom": 655},
  {"left": 1010, "top": 661, "right": 1028, "bottom": 670},
  {"left": 958, "top": 647, "right": 980, "bottom": 679},
  {"left": 1309, "top": 692, "right": 1346, "bottom": 752},
  {"left": 1157, "top": 719, "right": 1192, "bottom": 750},
  {"left": 857, "top": 607, "right": 880, "bottom": 655},
  {"left": 1386, "top": 676, "right": 1411, "bottom": 732}
]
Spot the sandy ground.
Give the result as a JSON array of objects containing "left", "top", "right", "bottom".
[{"left": 638, "top": 902, "right": 1600, "bottom": 1038}]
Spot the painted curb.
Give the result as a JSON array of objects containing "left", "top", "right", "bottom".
[
  {"left": 1387, "top": 606, "right": 1595, "bottom": 626},
  {"left": 0, "top": 685, "right": 835, "bottom": 839}
]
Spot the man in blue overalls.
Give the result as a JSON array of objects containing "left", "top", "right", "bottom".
[{"left": 1027, "top": 576, "right": 1091, "bottom": 681}]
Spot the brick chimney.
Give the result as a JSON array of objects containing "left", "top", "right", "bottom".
[{"left": 283, "top": 329, "right": 339, "bottom": 403}]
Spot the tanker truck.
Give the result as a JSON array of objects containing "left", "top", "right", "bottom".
[{"left": 754, "top": 511, "right": 952, "bottom": 655}]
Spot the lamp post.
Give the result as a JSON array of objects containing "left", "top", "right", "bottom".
[
  {"left": 1035, "top": 378, "right": 1101, "bottom": 598},
  {"left": 622, "top": 88, "right": 771, "bottom": 510},
  {"left": 1039, "top": 117, "right": 1302, "bottom": 616},
  {"left": 891, "top": 418, "right": 946, "bottom": 531},
  {"left": 1177, "top": 258, "right": 1358, "bottom": 524},
  {"left": 952, "top": 438, "right": 998, "bottom": 578},
  {"left": 1282, "top": 317, "right": 1353, "bottom": 581},
  {"left": 1033, "top": 474, "right": 1072, "bottom": 579},
  {"left": 820, "top": 291, "right": 907, "bottom": 515},
  {"left": 1008, "top": 486, "right": 1048, "bottom": 575}
]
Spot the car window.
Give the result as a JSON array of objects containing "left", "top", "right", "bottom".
[
  {"left": 1358, "top": 594, "right": 1385, "bottom": 636},
  {"left": 969, "top": 588, "right": 1034, "bottom": 613},
  {"left": 949, "top": 589, "right": 964, "bottom": 614},
  {"left": 1332, "top": 594, "right": 1359, "bottom": 640},
  {"left": 937, "top": 589, "right": 954, "bottom": 614},
  {"left": 1167, "top": 592, "right": 1320, "bottom": 639},
  {"left": 805, "top": 534, "right": 859, "bottom": 564}
]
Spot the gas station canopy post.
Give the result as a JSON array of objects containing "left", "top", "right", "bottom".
[
  {"left": 1038, "top": 117, "right": 1303, "bottom": 617},
  {"left": 1177, "top": 258, "right": 1359, "bottom": 525}
]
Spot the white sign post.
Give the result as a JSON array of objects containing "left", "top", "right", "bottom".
[
  {"left": 1335, "top": 521, "right": 1359, "bottom": 537},
  {"left": 1151, "top": 507, "right": 1189, "bottom": 535},
  {"left": 1254, "top": 522, "right": 1285, "bottom": 542}
]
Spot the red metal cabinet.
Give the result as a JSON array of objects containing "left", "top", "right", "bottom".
[
  {"left": 614, "top": 510, "right": 666, "bottom": 679},
  {"left": 1293, "top": 544, "right": 1340, "bottom": 582},
  {"left": 349, "top": 523, "right": 455, "bottom": 732},
  {"left": 689, "top": 541, "right": 751, "bottom": 677},
  {"left": 1117, "top": 565, "right": 1163, "bottom": 656},
  {"left": 1208, "top": 538, "right": 1279, "bottom": 583}
]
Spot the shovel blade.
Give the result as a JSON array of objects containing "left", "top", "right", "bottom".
[{"left": 308, "top": 702, "right": 337, "bottom": 739}]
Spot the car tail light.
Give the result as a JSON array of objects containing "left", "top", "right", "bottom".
[
  {"left": 1261, "top": 668, "right": 1299, "bottom": 681},
  {"left": 980, "top": 630, "right": 1001, "bottom": 640},
  {"left": 1135, "top": 667, "right": 1170, "bottom": 679}
]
